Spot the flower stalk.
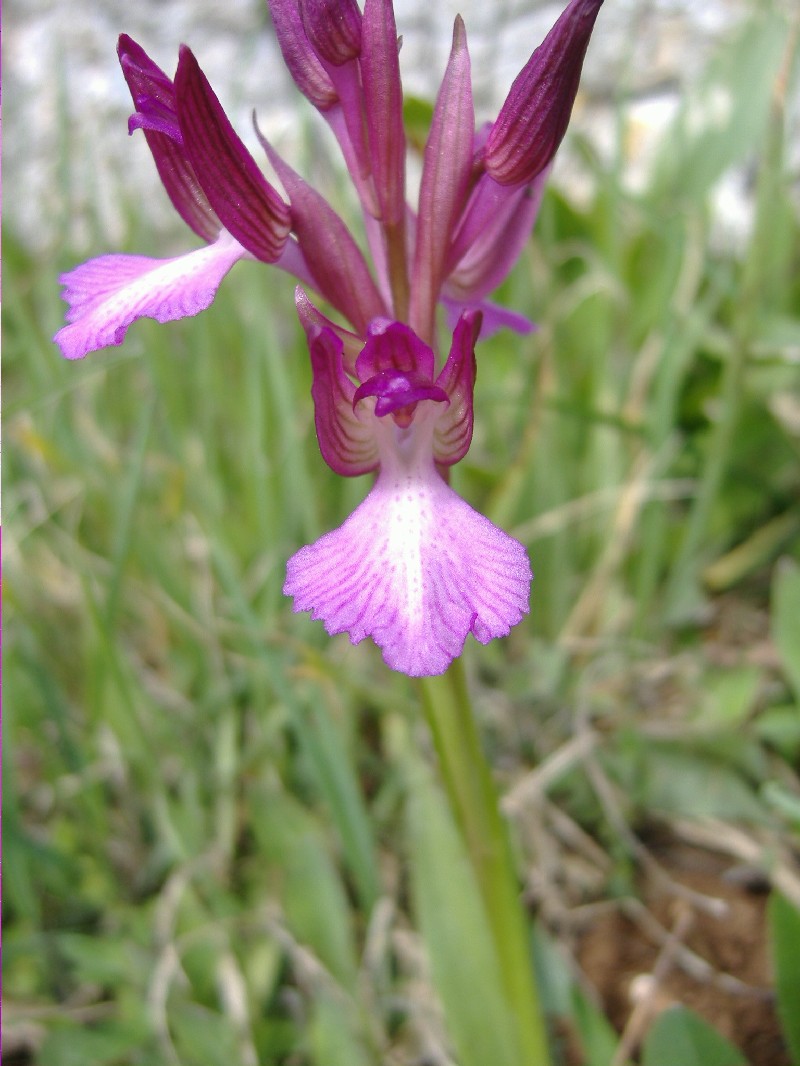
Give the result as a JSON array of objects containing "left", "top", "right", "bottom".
[{"left": 419, "top": 661, "right": 552, "bottom": 1066}]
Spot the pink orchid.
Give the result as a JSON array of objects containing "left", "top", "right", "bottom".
[{"left": 55, "top": 0, "right": 604, "bottom": 675}]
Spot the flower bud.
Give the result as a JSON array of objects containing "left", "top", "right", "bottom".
[{"left": 485, "top": 0, "right": 603, "bottom": 186}]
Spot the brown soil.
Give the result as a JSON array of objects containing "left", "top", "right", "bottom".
[{"left": 575, "top": 839, "right": 791, "bottom": 1066}]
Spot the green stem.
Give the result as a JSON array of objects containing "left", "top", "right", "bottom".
[{"left": 419, "top": 660, "right": 552, "bottom": 1066}]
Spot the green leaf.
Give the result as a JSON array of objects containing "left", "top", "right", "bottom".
[
  {"left": 641, "top": 1006, "right": 748, "bottom": 1066},
  {"left": 769, "top": 892, "right": 800, "bottom": 1064},
  {"left": 404, "top": 749, "right": 521, "bottom": 1066},
  {"left": 772, "top": 559, "right": 800, "bottom": 704}
]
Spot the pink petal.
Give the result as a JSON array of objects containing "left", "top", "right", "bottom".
[
  {"left": 433, "top": 310, "right": 479, "bottom": 465},
  {"left": 308, "top": 327, "right": 380, "bottom": 477},
  {"left": 284, "top": 459, "right": 532, "bottom": 676},
  {"left": 54, "top": 232, "right": 246, "bottom": 360}
]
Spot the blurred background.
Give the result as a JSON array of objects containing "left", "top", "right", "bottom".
[{"left": 5, "top": 1, "right": 800, "bottom": 1065}]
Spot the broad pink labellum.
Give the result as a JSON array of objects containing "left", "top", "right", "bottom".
[{"left": 284, "top": 402, "right": 532, "bottom": 676}]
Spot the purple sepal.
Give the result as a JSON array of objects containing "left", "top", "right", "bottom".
[
  {"left": 432, "top": 310, "right": 479, "bottom": 465},
  {"left": 175, "top": 46, "right": 291, "bottom": 263},
  {"left": 360, "top": 0, "right": 406, "bottom": 225},
  {"left": 411, "top": 16, "right": 474, "bottom": 343},
  {"left": 118, "top": 35, "right": 219, "bottom": 243},
  {"left": 300, "top": 0, "right": 362, "bottom": 65},
  {"left": 54, "top": 232, "right": 247, "bottom": 360},
  {"left": 354, "top": 370, "right": 448, "bottom": 418},
  {"left": 258, "top": 129, "right": 386, "bottom": 334},
  {"left": 267, "top": 0, "right": 338, "bottom": 109},
  {"left": 485, "top": 0, "right": 604, "bottom": 186},
  {"left": 308, "top": 327, "right": 380, "bottom": 477},
  {"left": 356, "top": 319, "right": 436, "bottom": 380},
  {"left": 284, "top": 462, "right": 532, "bottom": 676}
]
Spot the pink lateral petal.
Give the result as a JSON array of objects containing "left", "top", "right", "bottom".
[
  {"left": 308, "top": 327, "right": 380, "bottom": 477},
  {"left": 54, "top": 232, "right": 246, "bottom": 360},
  {"left": 433, "top": 310, "right": 479, "bottom": 465},
  {"left": 285, "top": 464, "right": 532, "bottom": 676}
]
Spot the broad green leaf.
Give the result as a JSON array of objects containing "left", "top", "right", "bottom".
[
  {"left": 772, "top": 559, "right": 800, "bottom": 704},
  {"left": 769, "top": 892, "right": 800, "bottom": 1065},
  {"left": 641, "top": 1005, "right": 748, "bottom": 1066},
  {"left": 405, "top": 751, "right": 521, "bottom": 1066}
]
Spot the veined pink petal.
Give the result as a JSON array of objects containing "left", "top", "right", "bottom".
[
  {"left": 433, "top": 310, "right": 479, "bottom": 465},
  {"left": 308, "top": 327, "right": 380, "bottom": 476},
  {"left": 284, "top": 429, "right": 531, "bottom": 675},
  {"left": 53, "top": 232, "right": 246, "bottom": 360},
  {"left": 410, "top": 16, "right": 474, "bottom": 343}
]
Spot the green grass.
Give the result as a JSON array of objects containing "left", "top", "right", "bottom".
[{"left": 5, "top": 4, "right": 800, "bottom": 1064}]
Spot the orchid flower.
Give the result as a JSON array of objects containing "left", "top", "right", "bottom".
[{"left": 55, "top": 0, "right": 604, "bottom": 675}]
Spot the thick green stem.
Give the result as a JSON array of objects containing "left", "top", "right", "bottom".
[{"left": 419, "top": 660, "right": 552, "bottom": 1066}]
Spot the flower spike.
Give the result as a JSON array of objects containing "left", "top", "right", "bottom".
[{"left": 57, "top": 0, "right": 606, "bottom": 670}]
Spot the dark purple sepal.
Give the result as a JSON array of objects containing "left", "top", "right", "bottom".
[
  {"left": 433, "top": 310, "right": 479, "bottom": 465},
  {"left": 360, "top": 0, "right": 406, "bottom": 225},
  {"left": 267, "top": 0, "right": 338, "bottom": 109},
  {"left": 485, "top": 0, "right": 603, "bottom": 186},
  {"left": 300, "top": 0, "right": 362, "bottom": 65},
  {"left": 259, "top": 129, "right": 387, "bottom": 334},
  {"left": 410, "top": 16, "right": 474, "bottom": 343},
  {"left": 175, "top": 46, "right": 291, "bottom": 263},
  {"left": 354, "top": 370, "right": 448, "bottom": 419},
  {"left": 355, "top": 319, "right": 436, "bottom": 381},
  {"left": 308, "top": 327, "right": 381, "bottom": 477},
  {"left": 118, "top": 35, "right": 220, "bottom": 243}
]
